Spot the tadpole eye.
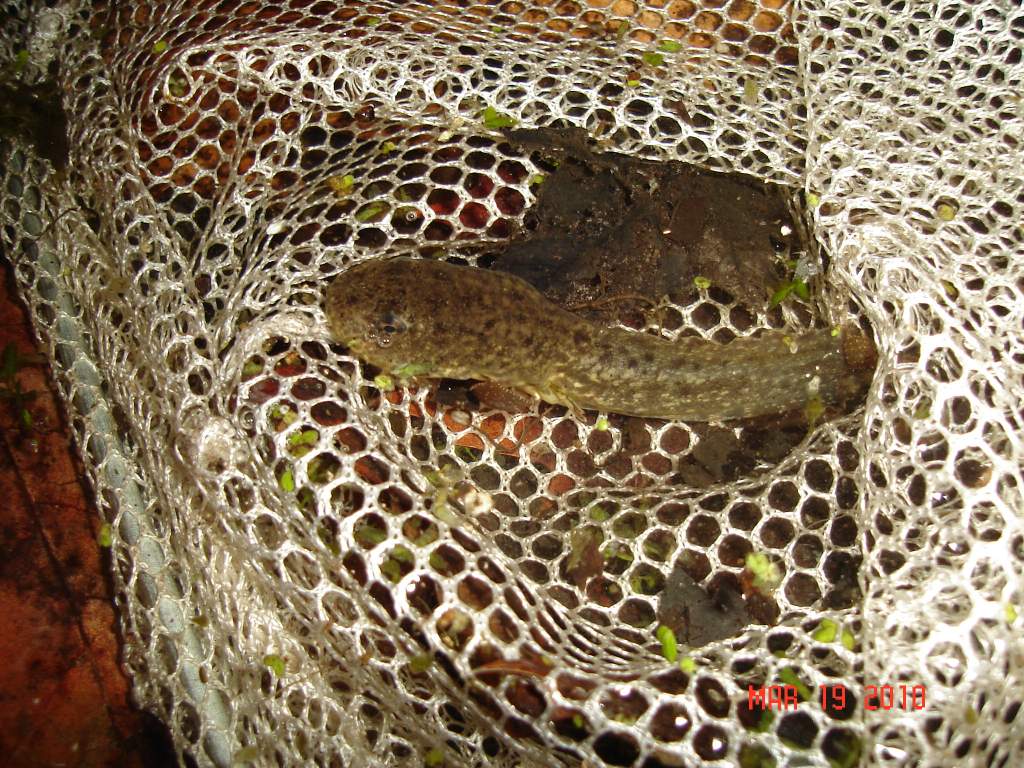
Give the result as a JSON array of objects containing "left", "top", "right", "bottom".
[
  {"left": 769, "top": 234, "right": 789, "bottom": 253},
  {"left": 374, "top": 311, "right": 406, "bottom": 347}
]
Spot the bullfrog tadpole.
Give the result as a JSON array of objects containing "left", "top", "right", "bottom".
[{"left": 326, "top": 258, "right": 874, "bottom": 423}]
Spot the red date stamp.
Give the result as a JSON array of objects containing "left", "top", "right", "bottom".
[{"left": 748, "top": 683, "right": 927, "bottom": 712}]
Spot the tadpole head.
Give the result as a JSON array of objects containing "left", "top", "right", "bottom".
[{"left": 325, "top": 259, "right": 419, "bottom": 370}]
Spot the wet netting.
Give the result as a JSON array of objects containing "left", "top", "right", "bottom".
[{"left": 1, "top": 1, "right": 1022, "bottom": 766}]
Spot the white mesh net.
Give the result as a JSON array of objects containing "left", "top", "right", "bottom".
[{"left": 2, "top": 1, "right": 1023, "bottom": 766}]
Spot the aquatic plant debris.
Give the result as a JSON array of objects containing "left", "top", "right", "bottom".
[
  {"left": 656, "top": 625, "right": 678, "bottom": 662},
  {"left": 262, "top": 655, "right": 286, "bottom": 677},
  {"left": 481, "top": 106, "right": 516, "bottom": 130}
]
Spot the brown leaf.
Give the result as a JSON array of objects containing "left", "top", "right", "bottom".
[
  {"left": 563, "top": 526, "right": 605, "bottom": 590},
  {"left": 473, "top": 657, "right": 552, "bottom": 679}
]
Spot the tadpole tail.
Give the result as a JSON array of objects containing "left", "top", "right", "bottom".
[{"left": 570, "top": 324, "right": 875, "bottom": 422}]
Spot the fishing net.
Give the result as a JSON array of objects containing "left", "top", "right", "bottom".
[{"left": 2, "top": 1, "right": 1022, "bottom": 766}]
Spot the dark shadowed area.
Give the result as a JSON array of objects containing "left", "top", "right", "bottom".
[{"left": 0, "top": 258, "right": 176, "bottom": 768}]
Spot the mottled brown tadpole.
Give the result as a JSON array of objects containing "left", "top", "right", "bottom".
[{"left": 326, "top": 258, "right": 876, "bottom": 424}]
